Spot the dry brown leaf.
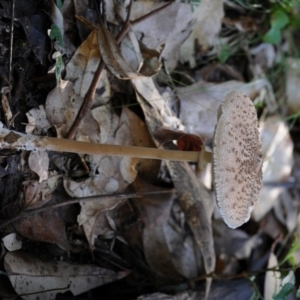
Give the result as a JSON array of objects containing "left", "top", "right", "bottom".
[
  {"left": 179, "top": 0, "right": 224, "bottom": 67},
  {"left": 4, "top": 251, "right": 130, "bottom": 300},
  {"left": 13, "top": 210, "right": 70, "bottom": 251},
  {"left": 62, "top": 107, "right": 139, "bottom": 248},
  {"left": 77, "top": 196, "right": 124, "bottom": 250},
  {"left": 132, "top": 179, "right": 203, "bottom": 279},
  {"left": 25, "top": 105, "right": 51, "bottom": 135},
  {"left": 253, "top": 116, "right": 294, "bottom": 222},
  {"left": 175, "top": 79, "right": 275, "bottom": 139},
  {"left": 97, "top": 23, "right": 141, "bottom": 79},
  {"left": 64, "top": 107, "right": 139, "bottom": 198},
  {"left": 129, "top": 2, "right": 193, "bottom": 71},
  {"left": 65, "top": 30, "right": 110, "bottom": 106},
  {"left": 24, "top": 175, "right": 61, "bottom": 208},
  {"left": 121, "top": 107, "right": 161, "bottom": 180},
  {"left": 45, "top": 80, "right": 101, "bottom": 141},
  {"left": 274, "top": 189, "right": 298, "bottom": 232},
  {"left": 28, "top": 150, "right": 49, "bottom": 183},
  {"left": 143, "top": 205, "right": 203, "bottom": 279},
  {"left": 213, "top": 220, "right": 262, "bottom": 274},
  {"left": 264, "top": 251, "right": 281, "bottom": 300},
  {"left": 132, "top": 78, "right": 215, "bottom": 295}
]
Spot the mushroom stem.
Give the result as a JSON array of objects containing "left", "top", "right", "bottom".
[
  {"left": 0, "top": 126, "right": 201, "bottom": 162},
  {"left": 198, "top": 146, "right": 213, "bottom": 169}
]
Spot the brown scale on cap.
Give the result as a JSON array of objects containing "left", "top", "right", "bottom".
[{"left": 213, "top": 90, "right": 263, "bottom": 229}]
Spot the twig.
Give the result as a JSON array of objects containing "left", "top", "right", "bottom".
[
  {"left": 195, "top": 264, "right": 300, "bottom": 282},
  {"left": 8, "top": 0, "right": 15, "bottom": 100},
  {"left": 65, "top": 0, "right": 175, "bottom": 139},
  {"left": 0, "top": 190, "right": 174, "bottom": 228}
]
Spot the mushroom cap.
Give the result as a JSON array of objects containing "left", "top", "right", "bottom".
[{"left": 213, "top": 90, "right": 263, "bottom": 229}]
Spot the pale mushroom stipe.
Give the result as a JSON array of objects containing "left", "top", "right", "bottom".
[
  {"left": 0, "top": 90, "right": 263, "bottom": 229},
  {"left": 213, "top": 90, "right": 263, "bottom": 229}
]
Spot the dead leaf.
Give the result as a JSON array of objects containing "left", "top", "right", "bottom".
[
  {"left": 253, "top": 116, "right": 294, "bottom": 222},
  {"left": 179, "top": 0, "right": 224, "bottom": 67},
  {"left": 121, "top": 106, "right": 161, "bottom": 181},
  {"left": 264, "top": 251, "right": 281, "bottom": 300},
  {"left": 4, "top": 251, "right": 130, "bottom": 300},
  {"left": 175, "top": 79, "right": 275, "bottom": 139},
  {"left": 260, "top": 116, "right": 294, "bottom": 182},
  {"left": 154, "top": 126, "right": 203, "bottom": 152},
  {"left": 97, "top": 25, "right": 141, "bottom": 79},
  {"left": 2, "top": 233, "right": 22, "bottom": 252},
  {"left": 129, "top": 2, "right": 193, "bottom": 70},
  {"left": 137, "top": 279, "right": 253, "bottom": 299},
  {"left": 13, "top": 209, "right": 70, "bottom": 251},
  {"left": 24, "top": 175, "right": 61, "bottom": 208},
  {"left": 25, "top": 105, "right": 52, "bottom": 135},
  {"left": 62, "top": 107, "right": 139, "bottom": 248},
  {"left": 285, "top": 58, "right": 300, "bottom": 115},
  {"left": 274, "top": 189, "right": 298, "bottom": 232},
  {"left": 77, "top": 196, "right": 125, "bottom": 250},
  {"left": 1, "top": 94, "right": 13, "bottom": 125},
  {"left": 45, "top": 80, "right": 101, "bottom": 141},
  {"left": 28, "top": 150, "right": 49, "bottom": 182},
  {"left": 65, "top": 30, "right": 111, "bottom": 106},
  {"left": 132, "top": 77, "right": 215, "bottom": 296}
]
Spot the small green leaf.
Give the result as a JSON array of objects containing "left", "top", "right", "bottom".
[
  {"left": 263, "top": 27, "right": 282, "bottom": 44},
  {"left": 56, "top": 0, "right": 63, "bottom": 9},
  {"left": 280, "top": 236, "right": 300, "bottom": 266},
  {"left": 52, "top": 51, "right": 63, "bottom": 84},
  {"left": 271, "top": 10, "right": 289, "bottom": 29},
  {"left": 273, "top": 282, "right": 294, "bottom": 300},
  {"left": 49, "top": 24, "right": 64, "bottom": 48},
  {"left": 218, "top": 45, "right": 230, "bottom": 64},
  {"left": 263, "top": 9, "right": 290, "bottom": 44}
]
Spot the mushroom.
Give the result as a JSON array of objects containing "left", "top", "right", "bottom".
[
  {"left": 212, "top": 90, "right": 263, "bottom": 229},
  {"left": 0, "top": 90, "right": 262, "bottom": 229}
]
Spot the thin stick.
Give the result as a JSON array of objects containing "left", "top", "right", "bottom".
[
  {"left": 8, "top": 0, "right": 15, "bottom": 100},
  {"left": 65, "top": 0, "right": 175, "bottom": 139},
  {"left": 0, "top": 127, "right": 201, "bottom": 161},
  {"left": 0, "top": 190, "right": 174, "bottom": 228}
]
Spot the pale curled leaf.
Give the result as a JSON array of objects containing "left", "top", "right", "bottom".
[
  {"left": 264, "top": 252, "right": 281, "bottom": 300},
  {"left": 26, "top": 105, "right": 51, "bottom": 135},
  {"left": 66, "top": 108, "right": 139, "bottom": 248},
  {"left": 253, "top": 116, "right": 294, "bottom": 222},
  {"left": 65, "top": 30, "right": 110, "bottom": 105},
  {"left": 28, "top": 150, "right": 49, "bottom": 183},
  {"left": 4, "top": 251, "right": 130, "bottom": 300},
  {"left": 97, "top": 23, "right": 141, "bottom": 79},
  {"left": 2, "top": 233, "right": 22, "bottom": 252},
  {"left": 179, "top": 0, "right": 224, "bottom": 67},
  {"left": 24, "top": 175, "right": 61, "bottom": 208},
  {"left": 129, "top": 2, "right": 193, "bottom": 70},
  {"left": 45, "top": 80, "right": 101, "bottom": 141}
]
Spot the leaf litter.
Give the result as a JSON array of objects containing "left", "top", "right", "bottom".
[{"left": 0, "top": 0, "right": 300, "bottom": 299}]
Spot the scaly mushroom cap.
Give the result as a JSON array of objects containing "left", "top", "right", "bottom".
[{"left": 213, "top": 90, "right": 263, "bottom": 229}]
